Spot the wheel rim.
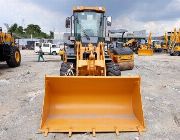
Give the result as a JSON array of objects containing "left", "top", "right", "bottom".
[{"left": 15, "top": 51, "right": 20, "bottom": 62}]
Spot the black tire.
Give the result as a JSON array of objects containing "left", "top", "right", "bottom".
[
  {"left": 106, "top": 62, "right": 121, "bottom": 76},
  {"left": 107, "top": 72, "right": 115, "bottom": 76},
  {"left": 107, "top": 65, "right": 120, "bottom": 72},
  {"left": 61, "top": 62, "right": 73, "bottom": 67},
  {"left": 60, "top": 71, "right": 67, "bottom": 76},
  {"left": 60, "top": 66, "right": 68, "bottom": 72},
  {"left": 174, "top": 51, "right": 179, "bottom": 56},
  {"left": 60, "top": 62, "right": 75, "bottom": 76},
  {"left": 170, "top": 52, "right": 174, "bottom": 56},
  {"left": 6, "top": 46, "right": 21, "bottom": 67},
  {"left": 52, "top": 51, "right": 57, "bottom": 55},
  {"left": 106, "top": 62, "right": 114, "bottom": 67}
]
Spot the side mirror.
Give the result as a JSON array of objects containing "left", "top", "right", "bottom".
[
  {"left": 105, "top": 37, "right": 110, "bottom": 42},
  {"left": 70, "top": 36, "right": 75, "bottom": 41},
  {"left": 65, "top": 17, "right": 71, "bottom": 28},
  {"left": 107, "top": 16, "right": 112, "bottom": 26}
]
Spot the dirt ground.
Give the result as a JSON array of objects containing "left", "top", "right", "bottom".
[{"left": 0, "top": 50, "right": 180, "bottom": 140}]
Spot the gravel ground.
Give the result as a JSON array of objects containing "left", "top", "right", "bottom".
[{"left": 0, "top": 50, "right": 180, "bottom": 140}]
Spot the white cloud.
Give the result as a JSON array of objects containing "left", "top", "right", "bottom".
[
  {"left": 0, "top": 0, "right": 67, "bottom": 33},
  {"left": 112, "top": 15, "right": 180, "bottom": 36},
  {"left": 0, "top": 0, "right": 179, "bottom": 36}
]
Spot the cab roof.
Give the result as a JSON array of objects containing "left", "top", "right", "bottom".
[{"left": 73, "top": 6, "right": 105, "bottom": 13}]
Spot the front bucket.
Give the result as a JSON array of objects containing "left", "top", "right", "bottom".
[
  {"left": 40, "top": 76, "right": 145, "bottom": 135},
  {"left": 138, "top": 49, "right": 153, "bottom": 56}
]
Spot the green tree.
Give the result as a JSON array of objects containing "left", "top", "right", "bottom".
[
  {"left": 16, "top": 26, "right": 24, "bottom": 34},
  {"left": 24, "top": 24, "right": 41, "bottom": 35},
  {"left": 8, "top": 23, "right": 18, "bottom": 33},
  {"left": 8, "top": 23, "right": 50, "bottom": 39}
]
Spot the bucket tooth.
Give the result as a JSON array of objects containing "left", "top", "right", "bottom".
[
  {"left": 92, "top": 128, "right": 96, "bottom": 137},
  {"left": 44, "top": 128, "right": 49, "bottom": 137},
  {"left": 68, "top": 128, "right": 72, "bottom": 137},
  {"left": 115, "top": 127, "right": 119, "bottom": 136}
]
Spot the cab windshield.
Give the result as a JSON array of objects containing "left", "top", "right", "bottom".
[{"left": 74, "top": 11, "right": 104, "bottom": 40}]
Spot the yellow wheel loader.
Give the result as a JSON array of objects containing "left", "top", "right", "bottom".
[
  {"left": 0, "top": 28, "right": 21, "bottom": 67},
  {"left": 138, "top": 32, "right": 153, "bottom": 56},
  {"left": 40, "top": 6, "right": 145, "bottom": 136}
]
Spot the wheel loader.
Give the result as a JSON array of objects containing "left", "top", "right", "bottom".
[
  {"left": 138, "top": 32, "right": 153, "bottom": 56},
  {"left": 0, "top": 27, "right": 21, "bottom": 67},
  {"left": 40, "top": 6, "right": 145, "bottom": 136}
]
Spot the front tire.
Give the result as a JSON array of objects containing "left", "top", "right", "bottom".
[
  {"left": 106, "top": 62, "right": 121, "bottom": 76},
  {"left": 6, "top": 46, "right": 21, "bottom": 67},
  {"left": 60, "top": 62, "right": 75, "bottom": 76}
]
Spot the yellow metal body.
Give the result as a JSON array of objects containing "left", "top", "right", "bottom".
[
  {"left": 112, "top": 54, "right": 134, "bottom": 70},
  {"left": 15, "top": 51, "right": 20, "bottom": 62},
  {"left": 154, "top": 44, "right": 161, "bottom": 49},
  {"left": 113, "top": 54, "right": 134, "bottom": 63},
  {"left": 125, "top": 39, "right": 136, "bottom": 46},
  {"left": 0, "top": 32, "right": 15, "bottom": 46},
  {"left": 40, "top": 76, "right": 145, "bottom": 135},
  {"left": 40, "top": 6, "right": 145, "bottom": 136},
  {"left": 108, "top": 49, "right": 134, "bottom": 70},
  {"left": 174, "top": 45, "right": 180, "bottom": 51},
  {"left": 138, "top": 48, "right": 153, "bottom": 56},
  {"left": 75, "top": 42, "right": 106, "bottom": 76},
  {"left": 138, "top": 33, "right": 153, "bottom": 56},
  {"left": 73, "top": 6, "right": 105, "bottom": 13}
]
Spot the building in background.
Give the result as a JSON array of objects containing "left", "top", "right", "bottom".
[{"left": 109, "top": 30, "right": 147, "bottom": 42}]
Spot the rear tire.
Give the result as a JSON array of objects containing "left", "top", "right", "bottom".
[
  {"left": 174, "top": 51, "right": 179, "bottom": 56},
  {"left": 106, "top": 62, "right": 121, "bottom": 76},
  {"left": 6, "top": 46, "right": 21, "bottom": 67}
]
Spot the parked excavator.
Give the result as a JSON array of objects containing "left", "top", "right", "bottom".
[
  {"left": 125, "top": 39, "right": 138, "bottom": 49},
  {"left": 169, "top": 28, "right": 180, "bottom": 56},
  {"left": 0, "top": 27, "right": 21, "bottom": 67},
  {"left": 40, "top": 6, "right": 145, "bottom": 137},
  {"left": 161, "top": 32, "right": 169, "bottom": 53},
  {"left": 138, "top": 32, "right": 153, "bottom": 56},
  {"left": 152, "top": 40, "right": 162, "bottom": 53}
]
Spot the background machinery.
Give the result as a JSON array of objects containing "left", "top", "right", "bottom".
[
  {"left": 152, "top": 40, "right": 162, "bottom": 53},
  {"left": 107, "top": 29, "right": 134, "bottom": 71},
  {"left": 40, "top": 6, "right": 145, "bottom": 136},
  {"left": 0, "top": 27, "right": 21, "bottom": 67},
  {"left": 137, "top": 32, "right": 153, "bottom": 56},
  {"left": 124, "top": 38, "right": 138, "bottom": 52},
  {"left": 169, "top": 28, "right": 180, "bottom": 56},
  {"left": 161, "top": 32, "right": 169, "bottom": 53}
]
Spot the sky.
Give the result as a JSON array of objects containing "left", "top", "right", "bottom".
[{"left": 0, "top": 0, "right": 180, "bottom": 36}]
